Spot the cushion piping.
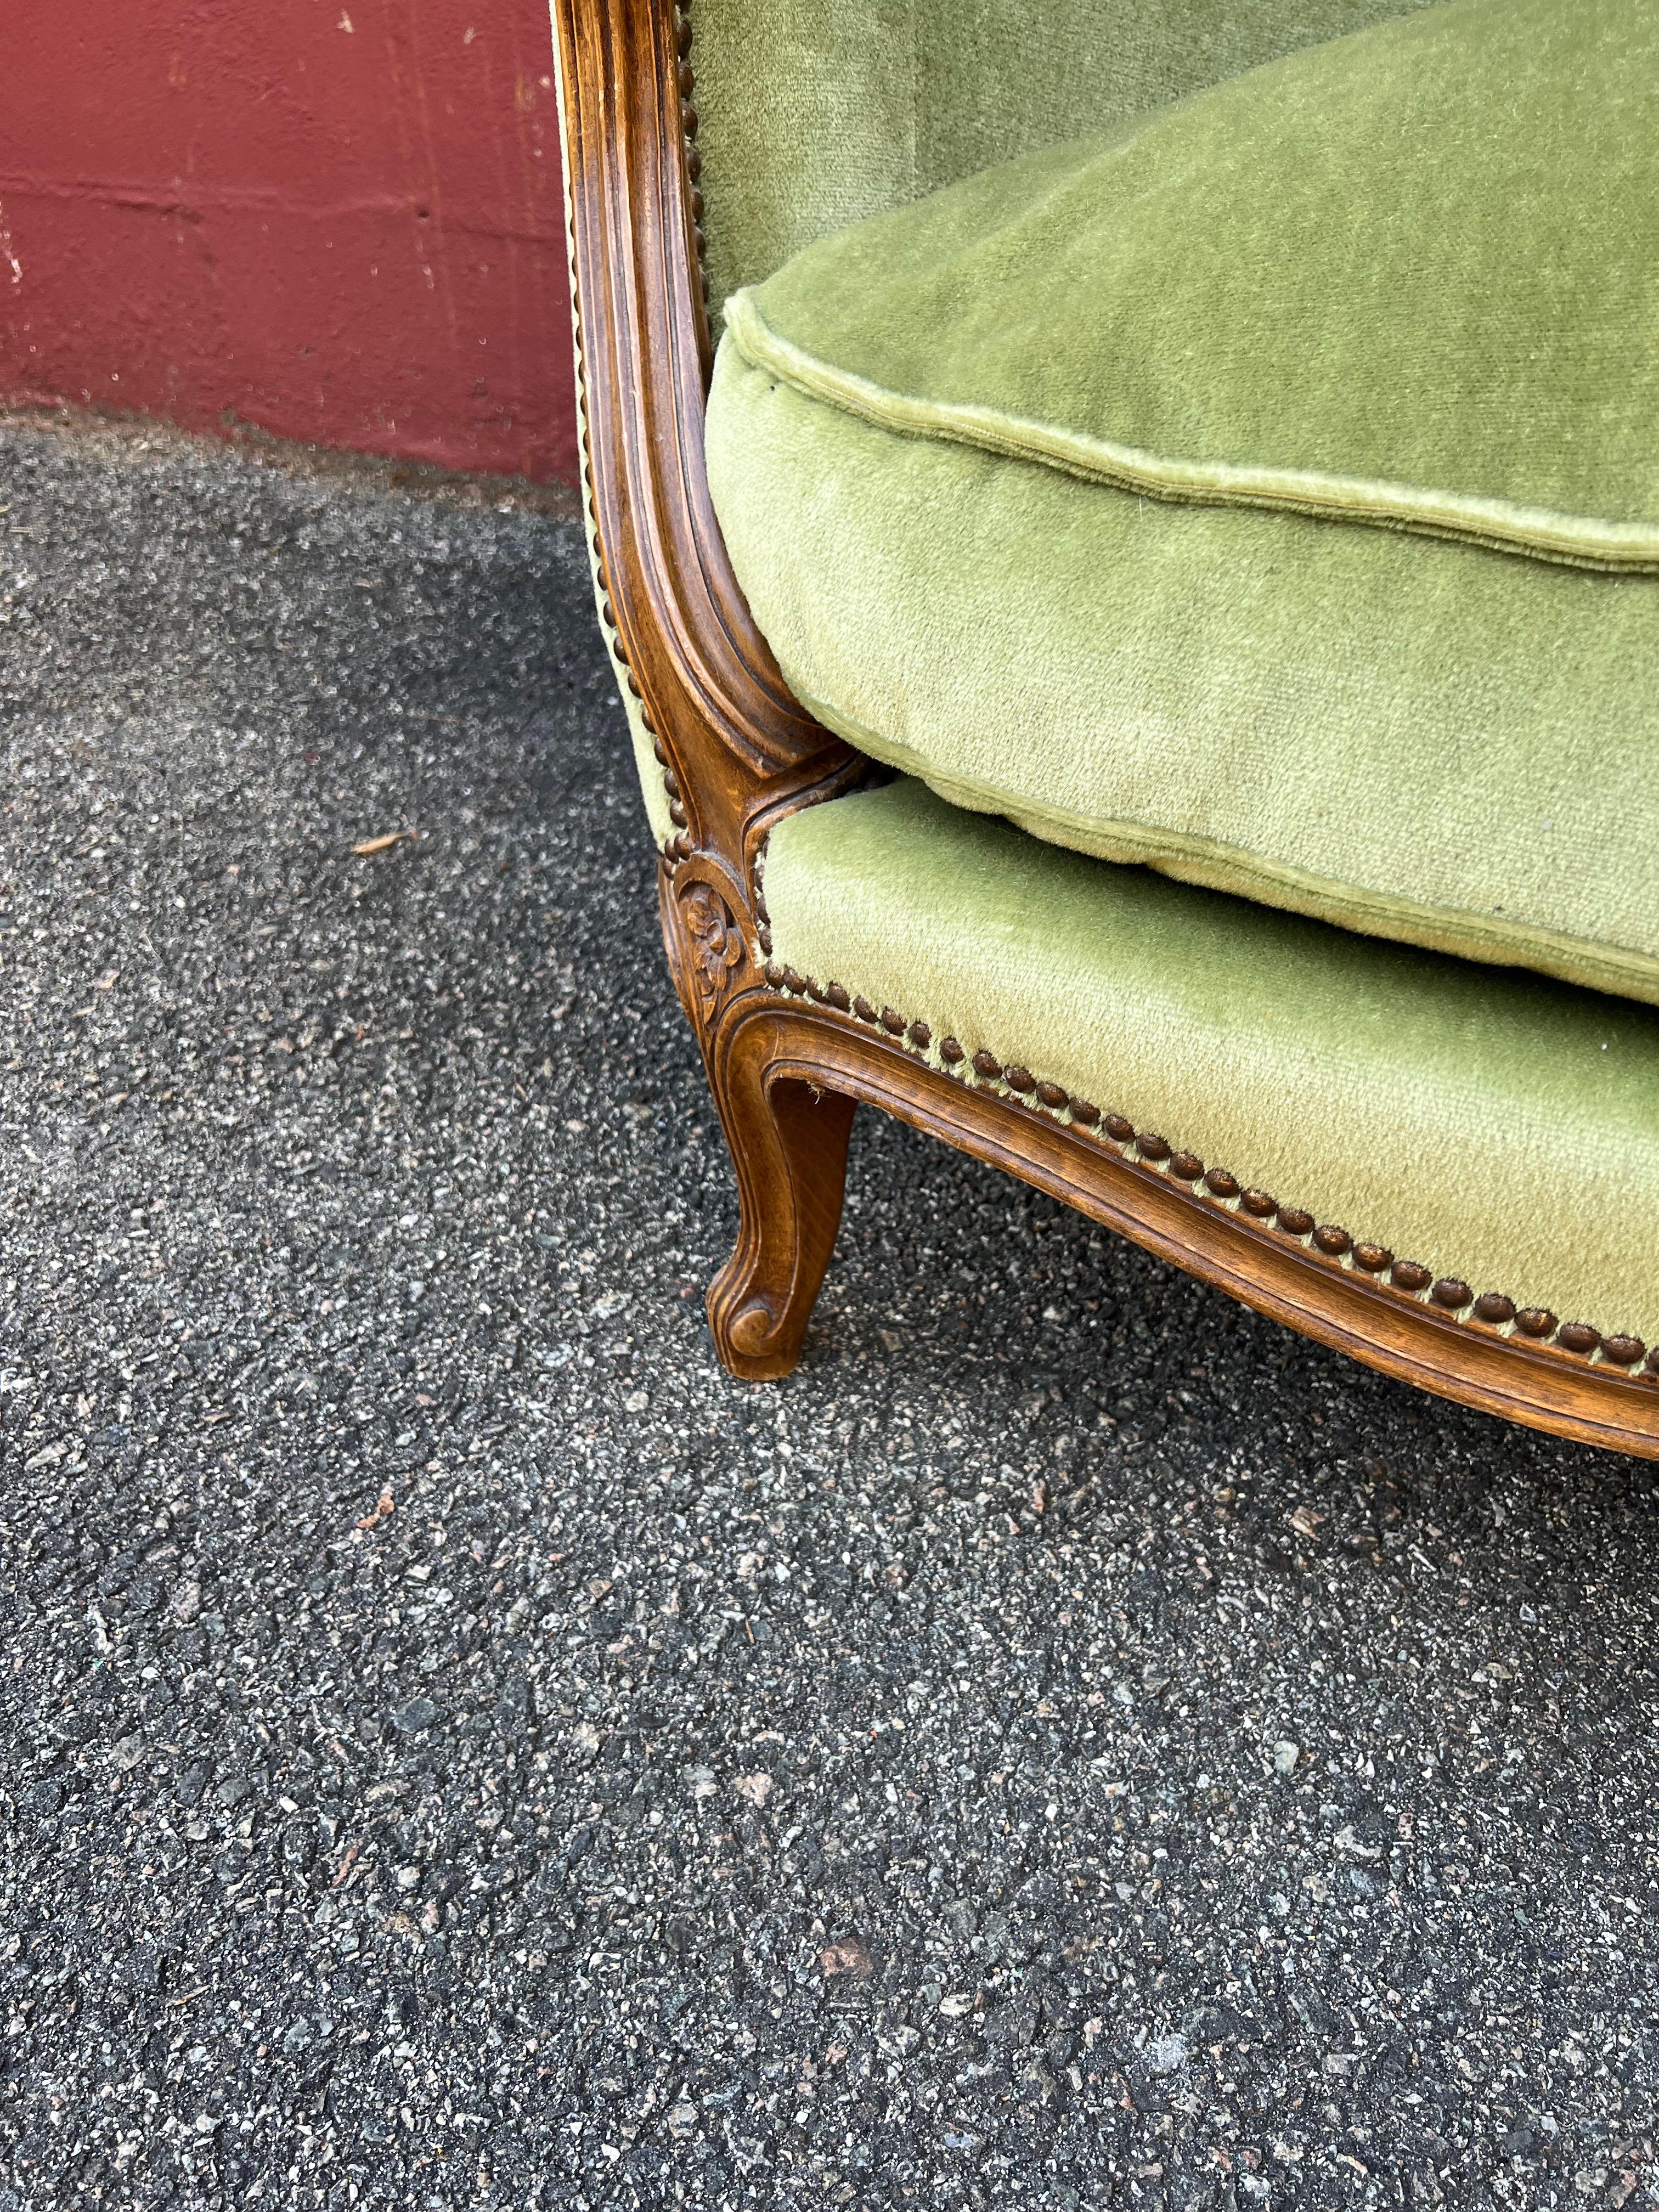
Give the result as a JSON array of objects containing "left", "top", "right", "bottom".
[
  {"left": 725, "top": 288, "right": 1659, "bottom": 576},
  {"left": 786, "top": 676, "right": 1659, "bottom": 1011}
]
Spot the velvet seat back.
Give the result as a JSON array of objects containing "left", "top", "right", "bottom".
[{"left": 692, "top": 0, "right": 1446, "bottom": 314}]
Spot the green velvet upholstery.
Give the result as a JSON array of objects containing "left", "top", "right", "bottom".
[
  {"left": 691, "top": 0, "right": 1445, "bottom": 318},
  {"left": 709, "top": 351, "right": 1659, "bottom": 1005},
  {"left": 726, "top": 0, "right": 1659, "bottom": 569},
  {"left": 707, "top": 0, "right": 1659, "bottom": 1004},
  {"left": 764, "top": 778, "right": 1659, "bottom": 1344}
]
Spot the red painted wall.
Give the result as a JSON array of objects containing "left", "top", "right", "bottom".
[{"left": 0, "top": 0, "right": 578, "bottom": 484}]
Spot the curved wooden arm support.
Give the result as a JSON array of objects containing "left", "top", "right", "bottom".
[
  {"left": 555, "top": 0, "right": 857, "bottom": 896},
  {"left": 555, "top": 0, "right": 1659, "bottom": 1458}
]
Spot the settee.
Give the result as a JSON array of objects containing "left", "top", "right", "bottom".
[{"left": 551, "top": 0, "right": 1659, "bottom": 1457}]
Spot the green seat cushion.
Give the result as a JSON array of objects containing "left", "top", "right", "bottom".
[
  {"left": 706, "top": 0, "right": 1659, "bottom": 1005},
  {"left": 764, "top": 778, "right": 1659, "bottom": 1346}
]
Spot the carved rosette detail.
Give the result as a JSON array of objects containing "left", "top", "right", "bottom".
[{"left": 680, "top": 881, "right": 747, "bottom": 1008}]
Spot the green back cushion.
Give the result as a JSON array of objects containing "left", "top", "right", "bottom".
[
  {"left": 692, "top": 0, "right": 1445, "bottom": 317},
  {"left": 706, "top": 0, "right": 1659, "bottom": 1004}
]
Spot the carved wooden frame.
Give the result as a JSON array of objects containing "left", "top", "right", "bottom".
[{"left": 552, "top": 0, "right": 1659, "bottom": 1460}]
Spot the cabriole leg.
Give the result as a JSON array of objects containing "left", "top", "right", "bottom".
[{"left": 703, "top": 1023, "right": 855, "bottom": 1381}]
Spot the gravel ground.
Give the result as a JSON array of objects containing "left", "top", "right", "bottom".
[{"left": 2, "top": 417, "right": 1657, "bottom": 2212}]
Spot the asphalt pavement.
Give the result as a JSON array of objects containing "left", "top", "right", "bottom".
[{"left": 1, "top": 414, "right": 1656, "bottom": 2212}]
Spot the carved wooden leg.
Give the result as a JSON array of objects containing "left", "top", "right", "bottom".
[
  {"left": 659, "top": 864, "right": 855, "bottom": 1379},
  {"left": 704, "top": 1015, "right": 856, "bottom": 1381}
]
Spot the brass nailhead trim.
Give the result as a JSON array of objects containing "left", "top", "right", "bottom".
[
  {"left": 581, "top": 237, "right": 696, "bottom": 856},
  {"left": 755, "top": 960, "right": 1650, "bottom": 1357},
  {"left": 573, "top": 272, "right": 686, "bottom": 871},
  {"left": 678, "top": 10, "right": 710, "bottom": 303}
]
